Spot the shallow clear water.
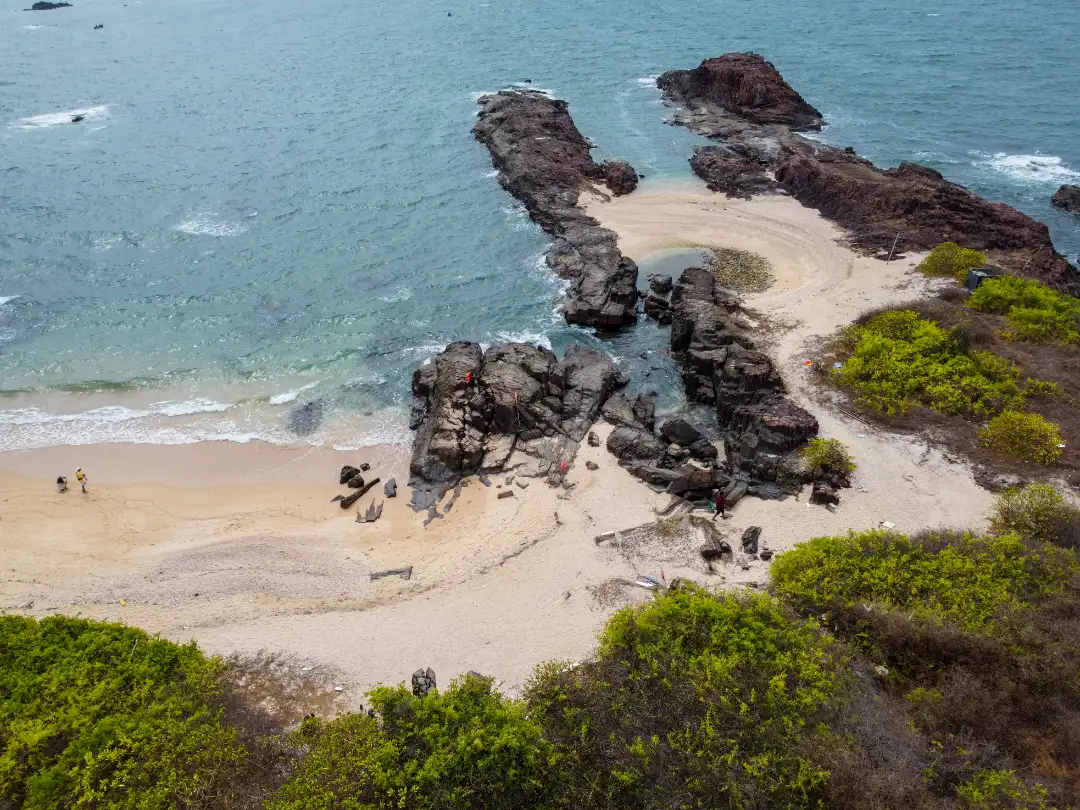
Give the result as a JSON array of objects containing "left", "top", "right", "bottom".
[{"left": 2, "top": 0, "right": 1078, "bottom": 449}]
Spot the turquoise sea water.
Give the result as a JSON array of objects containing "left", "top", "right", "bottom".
[{"left": 2, "top": 0, "right": 1079, "bottom": 449}]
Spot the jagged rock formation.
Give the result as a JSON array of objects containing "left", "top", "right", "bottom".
[
  {"left": 1053, "top": 184, "right": 1080, "bottom": 214},
  {"left": 408, "top": 341, "right": 626, "bottom": 507},
  {"left": 658, "top": 53, "right": 1080, "bottom": 295},
  {"left": 473, "top": 91, "right": 641, "bottom": 328},
  {"left": 669, "top": 266, "right": 819, "bottom": 498},
  {"left": 690, "top": 147, "right": 776, "bottom": 198}
]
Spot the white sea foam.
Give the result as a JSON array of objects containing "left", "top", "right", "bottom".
[
  {"left": 635, "top": 75, "right": 660, "bottom": 86},
  {"left": 268, "top": 381, "right": 319, "bottom": 406},
  {"left": 378, "top": 286, "right": 412, "bottom": 303},
  {"left": 485, "top": 169, "right": 500, "bottom": 179},
  {"left": 492, "top": 330, "right": 553, "bottom": 349},
  {"left": 173, "top": 213, "right": 248, "bottom": 237},
  {"left": 23, "top": 24, "right": 42, "bottom": 29},
  {"left": 0, "top": 295, "right": 20, "bottom": 306},
  {"left": 977, "top": 152, "right": 1080, "bottom": 184},
  {"left": 13, "top": 104, "right": 110, "bottom": 130}
]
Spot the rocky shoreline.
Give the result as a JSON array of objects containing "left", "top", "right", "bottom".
[
  {"left": 473, "top": 91, "right": 641, "bottom": 328},
  {"left": 658, "top": 53, "right": 1080, "bottom": 295}
]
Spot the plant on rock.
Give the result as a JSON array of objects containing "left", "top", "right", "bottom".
[{"left": 800, "top": 437, "right": 856, "bottom": 475}]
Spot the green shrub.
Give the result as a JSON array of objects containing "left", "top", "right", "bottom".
[
  {"left": 525, "top": 585, "right": 847, "bottom": 810},
  {"left": 980, "top": 411, "right": 1064, "bottom": 464},
  {"left": 770, "top": 529, "right": 1078, "bottom": 632},
  {"left": 918, "top": 242, "right": 987, "bottom": 279},
  {"left": 957, "top": 769, "right": 1052, "bottom": 810},
  {"left": 834, "top": 310, "right": 1024, "bottom": 415},
  {"left": 801, "top": 437, "right": 856, "bottom": 474},
  {"left": 968, "top": 276, "right": 1080, "bottom": 344},
  {"left": 0, "top": 615, "right": 242, "bottom": 810},
  {"left": 991, "top": 484, "right": 1080, "bottom": 548},
  {"left": 271, "top": 674, "right": 556, "bottom": 810}
]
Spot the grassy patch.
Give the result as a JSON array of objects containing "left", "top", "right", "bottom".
[
  {"left": 708, "top": 247, "right": 775, "bottom": 293},
  {"left": 968, "top": 275, "right": 1080, "bottom": 344}
]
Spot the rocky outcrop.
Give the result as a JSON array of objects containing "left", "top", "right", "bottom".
[
  {"left": 29, "top": 1, "right": 72, "bottom": 8},
  {"left": 690, "top": 147, "right": 776, "bottom": 198},
  {"left": 657, "top": 53, "right": 823, "bottom": 131},
  {"left": 408, "top": 341, "right": 626, "bottom": 507},
  {"left": 474, "top": 91, "right": 640, "bottom": 328},
  {"left": 670, "top": 266, "right": 818, "bottom": 498},
  {"left": 1053, "top": 185, "right": 1080, "bottom": 214},
  {"left": 659, "top": 54, "right": 1080, "bottom": 295}
]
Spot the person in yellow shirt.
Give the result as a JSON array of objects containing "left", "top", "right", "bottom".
[{"left": 75, "top": 467, "right": 88, "bottom": 493}]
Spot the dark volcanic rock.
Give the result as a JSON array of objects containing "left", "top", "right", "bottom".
[
  {"left": 647, "top": 274, "right": 673, "bottom": 295},
  {"left": 658, "top": 53, "right": 824, "bottom": 131},
  {"left": 409, "top": 341, "right": 625, "bottom": 506},
  {"left": 339, "top": 465, "right": 361, "bottom": 486},
  {"left": 670, "top": 266, "right": 818, "bottom": 496},
  {"left": 600, "top": 160, "right": 639, "bottom": 196},
  {"left": 659, "top": 53, "right": 1080, "bottom": 295},
  {"left": 1053, "top": 185, "right": 1080, "bottom": 214},
  {"left": 601, "top": 392, "right": 655, "bottom": 431},
  {"left": 606, "top": 425, "right": 665, "bottom": 464},
  {"left": 474, "top": 91, "right": 640, "bottom": 328},
  {"left": 29, "top": 1, "right": 72, "bottom": 8},
  {"left": 690, "top": 146, "right": 776, "bottom": 198}
]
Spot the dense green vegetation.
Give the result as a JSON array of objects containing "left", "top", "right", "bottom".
[
  {"left": 0, "top": 616, "right": 241, "bottom": 810},
  {"left": 980, "top": 410, "right": 1064, "bottom": 464},
  {"left": 6, "top": 485, "right": 1080, "bottom": 809},
  {"left": 968, "top": 275, "right": 1080, "bottom": 344},
  {"left": 834, "top": 310, "right": 1027, "bottom": 415},
  {"left": 917, "top": 242, "right": 986, "bottom": 279}
]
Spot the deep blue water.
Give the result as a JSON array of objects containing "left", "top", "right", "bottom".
[{"left": 2, "top": 0, "right": 1078, "bottom": 449}]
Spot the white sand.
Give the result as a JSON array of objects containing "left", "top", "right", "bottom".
[{"left": 0, "top": 184, "right": 995, "bottom": 705}]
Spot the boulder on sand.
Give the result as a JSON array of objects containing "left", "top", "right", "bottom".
[
  {"left": 411, "top": 667, "right": 436, "bottom": 697},
  {"left": 408, "top": 341, "right": 626, "bottom": 508},
  {"left": 660, "top": 418, "right": 705, "bottom": 447},
  {"left": 339, "top": 465, "right": 361, "bottom": 485}
]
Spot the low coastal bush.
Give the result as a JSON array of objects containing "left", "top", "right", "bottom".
[
  {"left": 800, "top": 437, "right": 856, "bottom": 475},
  {"left": 991, "top": 484, "right": 1080, "bottom": 549},
  {"left": 833, "top": 310, "right": 1025, "bottom": 415},
  {"left": 979, "top": 410, "right": 1064, "bottom": 464},
  {"left": 771, "top": 529, "right": 1076, "bottom": 632},
  {"left": 957, "top": 770, "right": 1052, "bottom": 810},
  {"left": 271, "top": 674, "right": 556, "bottom": 810},
  {"left": 968, "top": 275, "right": 1080, "bottom": 344},
  {"left": 0, "top": 615, "right": 242, "bottom": 810},
  {"left": 917, "top": 242, "right": 986, "bottom": 280},
  {"left": 525, "top": 585, "right": 847, "bottom": 810}
]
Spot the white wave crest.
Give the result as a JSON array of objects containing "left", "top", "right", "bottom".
[
  {"left": 173, "top": 213, "right": 248, "bottom": 237},
  {"left": 635, "top": 75, "right": 660, "bottom": 86},
  {"left": 0, "top": 295, "right": 20, "bottom": 306},
  {"left": 492, "top": 330, "right": 553, "bottom": 350},
  {"left": 0, "top": 398, "right": 233, "bottom": 427},
  {"left": 378, "top": 286, "right": 412, "bottom": 303},
  {"left": 977, "top": 152, "right": 1080, "bottom": 184},
  {"left": 13, "top": 104, "right": 110, "bottom": 130},
  {"left": 268, "top": 381, "right": 319, "bottom": 405}
]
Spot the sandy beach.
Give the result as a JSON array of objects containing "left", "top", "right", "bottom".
[{"left": 0, "top": 185, "right": 997, "bottom": 703}]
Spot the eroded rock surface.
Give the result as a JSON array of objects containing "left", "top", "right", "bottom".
[
  {"left": 473, "top": 91, "right": 640, "bottom": 328},
  {"left": 658, "top": 53, "right": 1080, "bottom": 294},
  {"left": 409, "top": 341, "right": 626, "bottom": 507},
  {"left": 670, "top": 266, "right": 818, "bottom": 498},
  {"left": 1053, "top": 184, "right": 1080, "bottom": 214}
]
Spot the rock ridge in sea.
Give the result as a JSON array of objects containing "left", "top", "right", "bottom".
[
  {"left": 1052, "top": 184, "right": 1080, "bottom": 215},
  {"left": 408, "top": 341, "right": 627, "bottom": 507},
  {"left": 658, "top": 53, "right": 1080, "bottom": 296},
  {"left": 473, "top": 90, "right": 640, "bottom": 329}
]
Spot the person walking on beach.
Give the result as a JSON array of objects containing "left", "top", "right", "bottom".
[
  {"left": 712, "top": 490, "right": 726, "bottom": 521},
  {"left": 75, "top": 467, "right": 88, "bottom": 494}
]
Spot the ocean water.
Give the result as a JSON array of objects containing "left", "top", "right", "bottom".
[{"left": 2, "top": 0, "right": 1078, "bottom": 450}]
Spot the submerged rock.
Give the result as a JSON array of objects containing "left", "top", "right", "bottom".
[
  {"left": 473, "top": 91, "right": 640, "bottom": 328},
  {"left": 286, "top": 400, "right": 324, "bottom": 436},
  {"left": 29, "top": 1, "right": 72, "bottom": 9}
]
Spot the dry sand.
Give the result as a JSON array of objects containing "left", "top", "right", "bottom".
[{"left": 0, "top": 183, "right": 995, "bottom": 705}]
